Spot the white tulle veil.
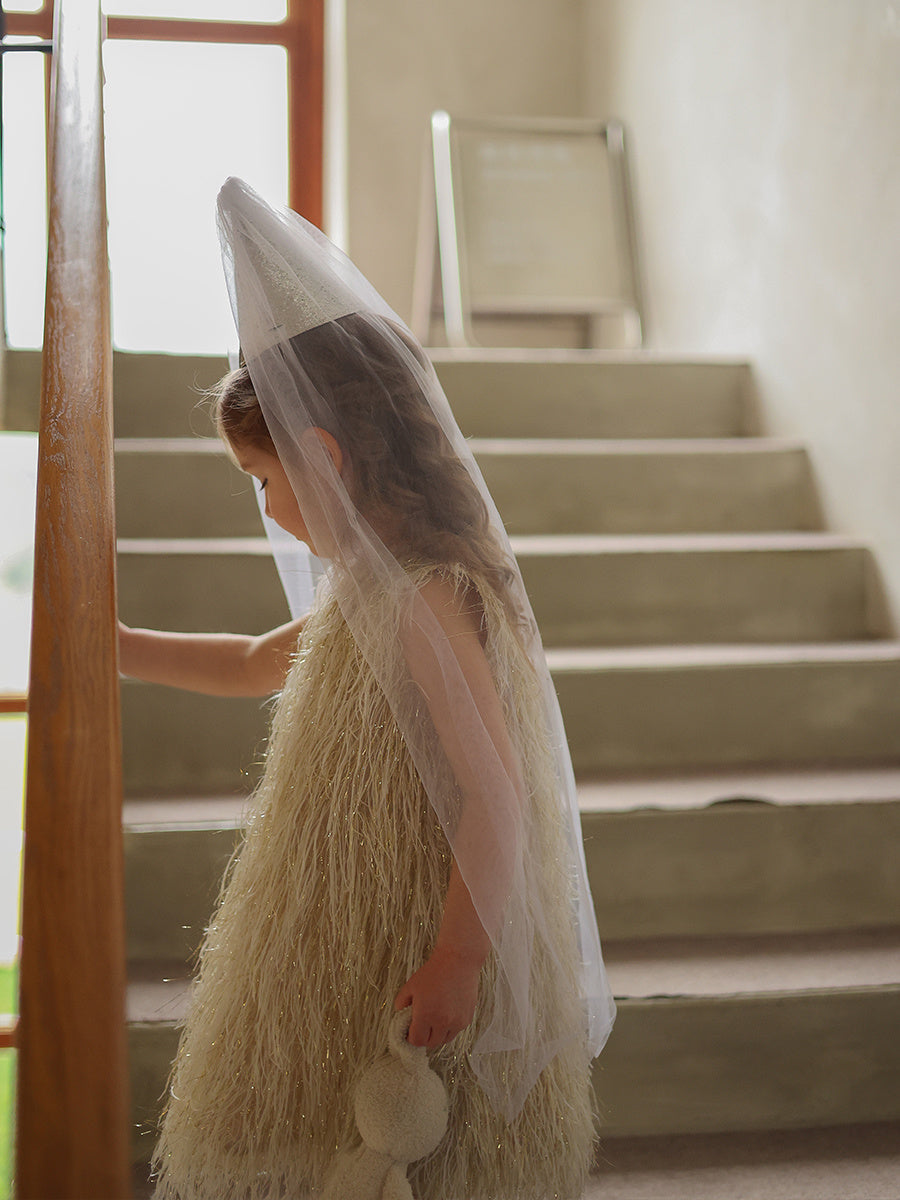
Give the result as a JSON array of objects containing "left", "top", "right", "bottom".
[{"left": 216, "top": 177, "right": 614, "bottom": 1119}]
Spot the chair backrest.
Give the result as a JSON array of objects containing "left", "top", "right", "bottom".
[{"left": 412, "top": 113, "right": 644, "bottom": 349}]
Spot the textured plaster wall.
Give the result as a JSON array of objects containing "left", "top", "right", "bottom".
[
  {"left": 344, "top": 0, "right": 584, "bottom": 320},
  {"left": 585, "top": 0, "right": 900, "bottom": 622}
]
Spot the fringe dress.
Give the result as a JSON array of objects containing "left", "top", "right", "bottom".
[{"left": 152, "top": 566, "right": 597, "bottom": 1200}]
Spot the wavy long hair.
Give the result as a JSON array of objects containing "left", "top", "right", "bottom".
[{"left": 212, "top": 314, "right": 522, "bottom": 624}]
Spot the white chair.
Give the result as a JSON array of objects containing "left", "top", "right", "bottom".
[{"left": 412, "top": 112, "right": 644, "bottom": 350}]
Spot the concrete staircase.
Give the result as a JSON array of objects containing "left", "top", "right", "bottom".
[{"left": 10, "top": 347, "right": 900, "bottom": 1172}]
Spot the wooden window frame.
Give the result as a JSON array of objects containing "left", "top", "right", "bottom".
[{"left": 5, "top": 0, "right": 323, "bottom": 225}]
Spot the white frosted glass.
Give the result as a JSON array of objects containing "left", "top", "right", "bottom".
[
  {"left": 2, "top": 2, "right": 44, "bottom": 12},
  {"left": 103, "top": 39, "right": 288, "bottom": 353},
  {"left": 0, "top": 715, "right": 26, "bottom": 964},
  {"left": 101, "top": 0, "right": 287, "bottom": 21},
  {"left": 0, "top": 434, "right": 36, "bottom": 696},
  {"left": 0, "top": 432, "right": 33, "bottom": 963},
  {"left": 2, "top": 54, "right": 48, "bottom": 349}
]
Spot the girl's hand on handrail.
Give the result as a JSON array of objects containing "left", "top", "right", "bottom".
[{"left": 117, "top": 616, "right": 307, "bottom": 697}]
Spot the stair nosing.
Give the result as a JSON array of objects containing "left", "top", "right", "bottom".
[
  {"left": 428, "top": 348, "right": 752, "bottom": 366},
  {"left": 469, "top": 436, "right": 807, "bottom": 456},
  {"left": 509, "top": 532, "right": 864, "bottom": 554},
  {"left": 114, "top": 437, "right": 225, "bottom": 454},
  {"left": 545, "top": 641, "right": 900, "bottom": 670},
  {"left": 126, "top": 928, "right": 900, "bottom": 1022},
  {"left": 576, "top": 766, "right": 900, "bottom": 812},
  {"left": 603, "top": 928, "right": 900, "bottom": 999},
  {"left": 116, "top": 532, "right": 865, "bottom": 556}
]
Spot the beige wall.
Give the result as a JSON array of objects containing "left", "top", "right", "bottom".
[
  {"left": 344, "top": 0, "right": 584, "bottom": 319},
  {"left": 584, "top": 0, "right": 900, "bottom": 621},
  {"left": 344, "top": 1, "right": 900, "bottom": 619}
]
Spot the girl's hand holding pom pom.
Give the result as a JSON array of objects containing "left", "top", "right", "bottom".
[{"left": 394, "top": 945, "right": 481, "bottom": 1049}]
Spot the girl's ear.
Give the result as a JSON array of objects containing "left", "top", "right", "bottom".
[{"left": 304, "top": 427, "right": 344, "bottom": 477}]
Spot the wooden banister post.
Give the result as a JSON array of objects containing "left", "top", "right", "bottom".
[{"left": 15, "top": 0, "right": 130, "bottom": 1196}]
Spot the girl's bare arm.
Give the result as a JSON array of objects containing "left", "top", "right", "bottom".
[
  {"left": 394, "top": 860, "right": 490, "bottom": 1048},
  {"left": 118, "top": 616, "right": 307, "bottom": 697},
  {"left": 395, "top": 575, "right": 519, "bottom": 1047}
]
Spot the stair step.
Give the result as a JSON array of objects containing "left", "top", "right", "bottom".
[
  {"left": 122, "top": 773, "right": 900, "bottom": 961},
  {"left": 121, "top": 682, "right": 270, "bottom": 794},
  {"left": 577, "top": 763, "right": 900, "bottom": 811},
  {"left": 114, "top": 353, "right": 229, "bottom": 439},
  {"left": 103, "top": 352, "right": 750, "bottom": 440},
  {"left": 431, "top": 353, "right": 753, "bottom": 439},
  {"left": 113, "top": 435, "right": 820, "bottom": 539},
  {"left": 3, "top": 349, "right": 42, "bottom": 431},
  {"left": 122, "top": 765, "right": 900, "bottom": 820},
  {"left": 584, "top": 795, "right": 900, "bottom": 940},
  {"left": 582, "top": 767, "right": 900, "bottom": 937},
  {"left": 597, "top": 930, "right": 900, "bottom": 1137},
  {"left": 513, "top": 532, "right": 879, "bottom": 644},
  {"left": 125, "top": 822, "right": 239, "bottom": 962},
  {"left": 552, "top": 641, "right": 900, "bottom": 771},
  {"left": 605, "top": 928, "right": 900, "bottom": 997},
  {"left": 126, "top": 928, "right": 900, "bottom": 1152},
  {"left": 114, "top": 437, "right": 254, "bottom": 539},
  {"left": 116, "top": 533, "right": 881, "bottom": 645},
  {"left": 586, "top": 1122, "right": 900, "bottom": 1199},
  {"left": 0, "top": 349, "right": 753, "bottom": 439},
  {"left": 117, "top": 538, "right": 289, "bottom": 636},
  {"left": 128, "top": 932, "right": 900, "bottom": 1010},
  {"left": 4, "top": 349, "right": 229, "bottom": 436},
  {"left": 121, "top": 642, "right": 900, "bottom": 792},
  {"left": 476, "top": 436, "right": 820, "bottom": 535}
]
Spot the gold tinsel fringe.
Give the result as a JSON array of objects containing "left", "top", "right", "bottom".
[{"left": 151, "top": 567, "right": 597, "bottom": 1199}]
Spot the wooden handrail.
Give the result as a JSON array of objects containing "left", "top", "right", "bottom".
[{"left": 14, "top": 0, "right": 130, "bottom": 1196}]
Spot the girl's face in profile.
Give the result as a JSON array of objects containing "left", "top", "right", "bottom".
[{"left": 234, "top": 443, "right": 316, "bottom": 552}]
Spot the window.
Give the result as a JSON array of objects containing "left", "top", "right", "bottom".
[{"left": 1, "top": 0, "right": 321, "bottom": 351}]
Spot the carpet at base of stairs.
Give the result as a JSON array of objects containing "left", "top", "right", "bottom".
[{"left": 130, "top": 1122, "right": 900, "bottom": 1199}]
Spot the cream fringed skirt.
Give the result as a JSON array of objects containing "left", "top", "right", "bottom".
[{"left": 151, "top": 588, "right": 597, "bottom": 1200}]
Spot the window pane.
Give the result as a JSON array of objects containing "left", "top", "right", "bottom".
[
  {"left": 103, "top": 40, "right": 288, "bottom": 353},
  {"left": 0, "top": 434, "right": 32, "bottom": 1041},
  {"left": 1, "top": 52, "right": 48, "bottom": 349},
  {"left": 101, "top": 0, "right": 287, "bottom": 21},
  {"left": 0, "top": 716, "right": 25, "bottom": 965},
  {"left": 0, "top": 433, "right": 37, "bottom": 695}
]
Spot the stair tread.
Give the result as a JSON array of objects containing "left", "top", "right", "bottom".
[
  {"left": 115, "top": 436, "right": 224, "bottom": 454},
  {"left": 427, "top": 348, "right": 750, "bottom": 365},
  {"left": 122, "top": 765, "right": 900, "bottom": 829},
  {"left": 510, "top": 532, "right": 864, "bottom": 554},
  {"left": 127, "top": 927, "right": 900, "bottom": 1025},
  {"left": 118, "top": 536, "right": 271, "bottom": 555},
  {"left": 584, "top": 1123, "right": 900, "bottom": 1199},
  {"left": 577, "top": 765, "right": 900, "bottom": 811},
  {"left": 470, "top": 436, "right": 805, "bottom": 455},
  {"left": 604, "top": 928, "right": 900, "bottom": 998},
  {"left": 124, "top": 794, "right": 248, "bottom": 828},
  {"left": 117, "top": 532, "right": 863, "bottom": 556},
  {"left": 546, "top": 640, "right": 900, "bottom": 670},
  {"left": 115, "top": 434, "right": 803, "bottom": 456},
  {"left": 128, "top": 961, "right": 192, "bottom": 1023}
]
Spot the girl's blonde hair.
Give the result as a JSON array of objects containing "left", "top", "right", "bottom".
[{"left": 212, "top": 315, "right": 521, "bottom": 620}]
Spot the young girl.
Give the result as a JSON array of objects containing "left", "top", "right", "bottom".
[{"left": 120, "top": 178, "right": 615, "bottom": 1200}]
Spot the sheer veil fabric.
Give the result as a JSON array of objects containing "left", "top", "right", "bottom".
[{"left": 216, "top": 177, "right": 615, "bottom": 1119}]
